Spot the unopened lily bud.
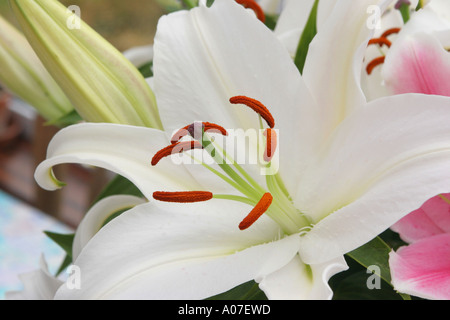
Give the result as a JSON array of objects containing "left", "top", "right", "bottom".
[
  {"left": 0, "top": 15, "right": 73, "bottom": 121},
  {"left": 9, "top": 0, "right": 162, "bottom": 129}
]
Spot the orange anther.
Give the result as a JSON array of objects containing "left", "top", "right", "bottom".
[
  {"left": 263, "top": 128, "right": 277, "bottom": 162},
  {"left": 229, "top": 96, "right": 275, "bottom": 128},
  {"left": 153, "top": 191, "right": 213, "bottom": 203},
  {"left": 239, "top": 193, "right": 273, "bottom": 230},
  {"left": 151, "top": 141, "right": 203, "bottom": 166},
  {"left": 381, "top": 27, "right": 401, "bottom": 39},
  {"left": 366, "top": 56, "right": 385, "bottom": 75},
  {"left": 368, "top": 37, "right": 392, "bottom": 48}
]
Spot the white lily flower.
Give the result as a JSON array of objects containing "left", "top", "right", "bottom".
[
  {"left": 362, "top": 0, "right": 450, "bottom": 99},
  {"left": 274, "top": 0, "right": 338, "bottom": 57},
  {"left": 34, "top": 0, "right": 450, "bottom": 299},
  {"left": 5, "top": 255, "right": 63, "bottom": 300}
]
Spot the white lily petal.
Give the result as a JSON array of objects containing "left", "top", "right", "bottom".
[
  {"left": 399, "top": 2, "right": 450, "bottom": 38},
  {"left": 428, "top": 0, "right": 450, "bottom": 22},
  {"left": 258, "top": 255, "right": 347, "bottom": 300},
  {"left": 34, "top": 123, "right": 200, "bottom": 198},
  {"left": 274, "top": 0, "right": 338, "bottom": 57},
  {"left": 5, "top": 254, "right": 63, "bottom": 300},
  {"left": 55, "top": 200, "right": 301, "bottom": 299},
  {"left": 153, "top": 0, "right": 320, "bottom": 194},
  {"left": 122, "top": 45, "right": 153, "bottom": 68},
  {"left": 302, "top": 0, "right": 392, "bottom": 137},
  {"left": 296, "top": 94, "right": 450, "bottom": 264},
  {"left": 72, "top": 195, "right": 147, "bottom": 260},
  {"left": 257, "top": 0, "right": 283, "bottom": 15}
]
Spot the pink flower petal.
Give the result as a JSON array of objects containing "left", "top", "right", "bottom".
[
  {"left": 391, "top": 206, "right": 445, "bottom": 243},
  {"left": 391, "top": 193, "right": 450, "bottom": 243},
  {"left": 383, "top": 32, "right": 450, "bottom": 96},
  {"left": 389, "top": 233, "right": 450, "bottom": 300}
]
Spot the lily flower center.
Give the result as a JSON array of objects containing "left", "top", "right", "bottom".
[{"left": 150, "top": 96, "right": 311, "bottom": 235}]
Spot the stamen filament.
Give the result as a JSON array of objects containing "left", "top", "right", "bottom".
[
  {"left": 153, "top": 191, "right": 213, "bottom": 203},
  {"left": 206, "top": 132, "right": 267, "bottom": 195},
  {"left": 151, "top": 141, "right": 203, "bottom": 166},
  {"left": 235, "top": 0, "right": 266, "bottom": 23},
  {"left": 201, "top": 133, "right": 261, "bottom": 201},
  {"left": 239, "top": 193, "right": 273, "bottom": 230},
  {"left": 229, "top": 96, "right": 275, "bottom": 128},
  {"left": 213, "top": 194, "right": 256, "bottom": 206},
  {"left": 188, "top": 152, "right": 254, "bottom": 197},
  {"left": 366, "top": 56, "right": 385, "bottom": 75}
]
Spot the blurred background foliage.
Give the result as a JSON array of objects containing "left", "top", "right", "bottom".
[{"left": 0, "top": 0, "right": 165, "bottom": 51}]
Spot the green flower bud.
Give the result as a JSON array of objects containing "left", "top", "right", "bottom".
[
  {"left": 10, "top": 0, "right": 162, "bottom": 128},
  {"left": 0, "top": 15, "right": 73, "bottom": 121}
]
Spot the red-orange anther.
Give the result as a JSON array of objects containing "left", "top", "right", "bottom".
[
  {"left": 263, "top": 128, "right": 277, "bottom": 162},
  {"left": 239, "top": 193, "right": 273, "bottom": 230},
  {"left": 235, "top": 0, "right": 266, "bottom": 23},
  {"left": 170, "top": 122, "right": 228, "bottom": 144},
  {"left": 368, "top": 37, "right": 392, "bottom": 48},
  {"left": 151, "top": 141, "right": 203, "bottom": 166},
  {"left": 381, "top": 27, "right": 401, "bottom": 39},
  {"left": 229, "top": 96, "right": 275, "bottom": 128},
  {"left": 366, "top": 56, "right": 386, "bottom": 75},
  {"left": 153, "top": 191, "right": 213, "bottom": 203}
]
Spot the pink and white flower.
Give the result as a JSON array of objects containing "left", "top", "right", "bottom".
[{"left": 389, "top": 194, "right": 450, "bottom": 299}]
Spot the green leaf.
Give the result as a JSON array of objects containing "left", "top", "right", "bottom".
[
  {"left": 264, "top": 14, "right": 278, "bottom": 31},
  {"left": 206, "top": 281, "right": 267, "bottom": 300},
  {"left": 344, "top": 234, "right": 411, "bottom": 300},
  {"left": 44, "top": 231, "right": 74, "bottom": 257},
  {"left": 346, "top": 236, "right": 392, "bottom": 284},
  {"left": 330, "top": 258, "right": 403, "bottom": 300},
  {"left": 138, "top": 61, "right": 153, "bottom": 78},
  {"left": 44, "top": 231, "right": 75, "bottom": 275},
  {"left": 93, "top": 174, "right": 144, "bottom": 204},
  {"left": 55, "top": 254, "right": 73, "bottom": 276},
  {"left": 294, "top": 0, "right": 319, "bottom": 74}
]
